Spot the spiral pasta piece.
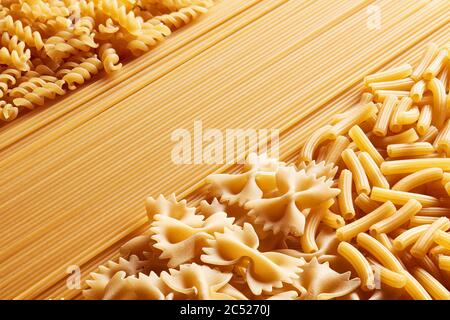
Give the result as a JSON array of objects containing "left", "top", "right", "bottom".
[
  {"left": 62, "top": 56, "right": 103, "bottom": 90},
  {"left": 0, "top": 15, "right": 45, "bottom": 50},
  {"left": 99, "top": 43, "right": 122, "bottom": 73}
]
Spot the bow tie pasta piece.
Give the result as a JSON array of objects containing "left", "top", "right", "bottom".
[
  {"left": 84, "top": 255, "right": 155, "bottom": 299},
  {"left": 150, "top": 212, "right": 235, "bottom": 267},
  {"left": 206, "top": 153, "right": 284, "bottom": 206},
  {"left": 297, "top": 160, "right": 338, "bottom": 180},
  {"left": 199, "top": 198, "right": 227, "bottom": 217},
  {"left": 293, "top": 258, "right": 361, "bottom": 300},
  {"left": 160, "top": 263, "right": 246, "bottom": 300},
  {"left": 245, "top": 166, "right": 340, "bottom": 236},
  {"left": 201, "top": 223, "right": 305, "bottom": 295},
  {"left": 146, "top": 193, "right": 200, "bottom": 224}
]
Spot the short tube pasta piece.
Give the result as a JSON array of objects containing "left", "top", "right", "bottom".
[
  {"left": 324, "top": 135, "right": 350, "bottom": 165},
  {"left": 356, "top": 233, "right": 404, "bottom": 272},
  {"left": 412, "top": 267, "right": 450, "bottom": 300},
  {"left": 397, "top": 106, "right": 419, "bottom": 125},
  {"left": 333, "top": 102, "right": 378, "bottom": 136},
  {"left": 401, "top": 270, "right": 432, "bottom": 300},
  {"left": 373, "top": 95, "right": 397, "bottom": 137},
  {"left": 370, "top": 187, "right": 440, "bottom": 207},
  {"left": 336, "top": 201, "right": 396, "bottom": 241},
  {"left": 358, "top": 152, "right": 389, "bottom": 189},
  {"left": 438, "top": 255, "right": 450, "bottom": 271},
  {"left": 370, "top": 199, "right": 422, "bottom": 236},
  {"left": 392, "top": 225, "right": 429, "bottom": 251},
  {"left": 349, "top": 125, "right": 384, "bottom": 166},
  {"left": 411, "top": 43, "right": 438, "bottom": 80},
  {"left": 433, "top": 230, "right": 450, "bottom": 250},
  {"left": 367, "top": 258, "right": 407, "bottom": 288},
  {"left": 381, "top": 158, "right": 450, "bottom": 175},
  {"left": 390, "top": 97, "right": 412, "bottom": 132},
  {"left": 387, "top": 142, "right": 434, "bottom": 158},
  {"left": 300, "top": 204, "right": 328, "bottom": 253},
  {"left": 298, "top": 125, "right": 336, "bottom": 163},
  {"left": 410, "top": 217, "right": 450, "bottom": 258},
  {"left": 369, "top": 78, "right": 414, "bottom": 91},
  {"left": 409, "top": 216, "right": 440, "bottom": 227},
  {"left": 427, "top": 78, "right": 447, "bottom": 128},
  {"left": 322, "top": 210, "right": 345, "bottom": 229},
  {"left": 392, "top": 168, "right": 443, "bottom": 192},
  {"left": 337, "top": 242, "right": 375, "bottom": 291},
  {"left": 423, "top": 47, "right": 449, "bottom": 81},
  {"left": 372, "top": 128, "right": 419, "bottom": 147},
  {"left": 364, "top": 64, "right": 412, "bottom": 87},
  {"left": 416, "top": 105, "right": 432, "bottom": 136},
  {"left": 354, "top": 193, "right": 379, "bottom": 214},
  {"left": 410, "top": 80, "right": 426, "bottom": 102},
  {"left": 341, "top": 149, "right": 370, "bottom": 195},
  {"left": 337, "top": 169, "right": 355, "bottom": 220}
]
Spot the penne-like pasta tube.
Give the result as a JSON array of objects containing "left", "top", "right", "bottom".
[
  {"left": 391, "top": 168, "right": 443, "bottom": 191},
  {"left": 416, "top": 105, "right": 432, "bottom": 135},
  {"left": 411, "top": 43, "right": 438, "bottom": 80},
  {"left": 430, "top": 245, "right": 450, "bottom": 256},
  {"left": 370, "top": 187, "right": 440, "bottom": 207},
  {"left": 381, "top": 158, "right": 450, "bottom": 175},
  {"left": 412, "top": 267, "right": 450, "bottom": 300},
  {"left": 336, "top": 201, "right": 396, "bottom": 242},
  {"left": 341, "top": 149, "right": 370, "bottom": 195},
  {"left": 369, "top": 78, "right": 415, "bottom": 92},
  {"left": 372, "top": 128, "right": 419, "bottom": 147},
  {"left": 418, "top": 125, "right": 438, "bottom": 142},
  {"left": 410, "top": 217, "right": 450, "bottom": 258},
  {"left": 433, "top": 230, "right": 450, "bottom": 250},
  {"left": 370, "top": 199, "right": 422, "bottom": 236},
  {"left": 322, "top": 210, "right": 345, "bottom": 229},
  {"left": 392, "top": 225, "right": 429, "bottom": 251},
  {"left": 390, "top": 97, "right": 412, "bottom": 132},
  {"left": 337, "top": 169, "right": 355, "bottom": 220},
  {"left": 438, "top": 255, "right": 450, "bottom": 271},
  {"left": 349, "top": 125, "right": 384, "bottom": 166},
  {"left": 410, "top": 80, "right": 426, "bottom": 102},
  {"left": 358, "top": 152, "right": 389, "bottom": 189},
  {"left": 300, "top": 203, "right": 329, "bottom": 253},
  {"left": 354, "top": 193, "right": 379, "bottom": 214},
  {"left": 397, "top": 106, "right": 419, "bottom": 125},
  {"left": 331, "top": 93, "right": 374, "bottom": 125},
  {"left": 364, "top": 64, "right": 412, "bottom": 87},
  {"left": 299, "top": 125, "right": 337, "bottom": 163},
  {"left": 369, "top": 261, "right": 407, "bottom": 289},
  {"left": 409, "top": 216, "right": 440, "bottom": 227},
  {"left": 337, "top": 242, "right": 375, "bottom": 291},
  {"left": 375, "top": 90, "right": 410, "bottom": 102},
  {"left": 375, "top": 233, "right": 394, "bottom": 252},
  {"left": 324, "top": 135, "right": 350, "bottom": 165},
  {"left": 418, "top": 207, "right": 450, "bottom": 217},
  {"left": 356, "top": 233, "right": 404, "bottom": 272},
  {"left": 387, "top": 142, "right": 434, "bottom": 158},
  {"left": 427, "top": 78, "right": 447, "bottom": 128},
  {"left": 423, "top": 47, "right": 449, "bottom": 81},
  {"left": 401, "top": 270, "right": 432, "bottom": 300},
  {"left": 333, "top": 102, "right": 378, "bottom": 136},
  {"left": 373, "top": 95, "right": 397, "bottom": 136}
]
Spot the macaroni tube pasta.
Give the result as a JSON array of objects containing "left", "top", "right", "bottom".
[
  {"left": 358, "top": 152, "right": 389, "bottom": 189},
  {"left": 418, "top": 207, "right": 450, "bottom": 217},
  {"left": 387, "top": 142, "right": 435, "bottom": 158},
  {"left": 375, "top": 90, "right": 410, "bottom": 102},
  {"left": 392, "top": 225, "right": 429, "bottom": 251},
  {"left": 375, "top": 233, "right": 394, "bottom": 252},
  {"left": 356, "top": 233, "right": 404, "bottom": 272},
  {"left": 391, "top": 168, "right": 443, "bottom": 191},
  {"left": 336, "top": 201, "right": 396, "bottom": 242},
  {"left": 438, "top": 255, "right": 450, "bottom": 271},
  {"left": 427, "top": 78, "right": 447, "bottom": 128},
  {"left": 364, "top": 64, "right": 413, "bottom": 87},
  {"left": 324, "top": 136, "right": 350, "bottom": 165},
  {"left": 418, "top": 126, "right": 438, "bottom": 142},
  {"left": 434, "top": 119, "right": 450, "bottom": 155},
  {"left": 372, "top": 128, "right": 419, "bottom": 147},
  {"left": 349, "top": 125, "right": 384, "bottom": 166},
  {"left": 411, "top": 42, "right": 438, "bottom": 80},
  {"left": 322, "top": 210, "right": 345, "bottom": 229},
  {"left": 397, "top": 106, "right": 420, "bottom": 125},
  {"left": 430, "top": 246, "right": 450, "bottom": 256},
  {"left": 337, "top": 242, "right": 375, "bottom": 291},
  {"left": 298, "top": 125, "right": 337, "bottom": 162},
  {"left": 341, "top": 149, "right": 370, "bottom": 195},
  {"left": 401, "top": 270, "right": 432, "bottom": 300},
  {"left": 370, "top": 199, "right": 422, "bottom": 236},
  {"left": 416, "top": 105, "right": 432, "bottom": 135},
  {"left": 331, "top": 93, "right": 374, "bottom": 124},
  {"left": 412, "top": 267, "right": 450, "bottom": 300},
  {"left": 410, "top": 217, "right": 450, "bottom": 258},
  {"left": 410, "top": 80, "right": 426, "bottom": 102},
  {"left": 423, "top": 47, "right": 449, "bottom": 81},
  {"left": 373, "top": 95, "right": 398, "bottom": 137},
  {"left": 354, "top": 193, "right": 379, "bottom": 214},
  {"left": 333, "top": 102, "right": 378, "bottom": 136},
  {"left": 369, "top": 78, "right": 415, "bottom": 92},
  {"left": 433, "top": 230, "right": 450, "bottom": 250},
  {"left": 390, "top": 97, "right": 412, "bottom": 132},
  {"left": 337, "top": 169, "right": 355, "bottom": 220},
  {"left": 410, "top": 216, "right": 440, "bottom": 227},
  {"left": 300, "top": 204, "right": 329, "bottom": 253},
  {"left": 367, "top": 258, "right": 407, "bottom": 289},
  {"left": 381, "top": 158, "right": 450, "bottom": 175},
  {"left": 370, "top": 187, "right": 440, "bottom": 207}
]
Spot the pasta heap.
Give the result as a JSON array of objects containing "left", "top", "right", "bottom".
[
  {"left": 84, "top": 42, "right": 450, "bottom": 300},
  {"left": 0, "top": 0, "right": 214, "bottom": 122}
]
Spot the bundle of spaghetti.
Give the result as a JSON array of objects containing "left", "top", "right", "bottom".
[
  {"left": 0, "top": 0, "right": 215, "bottom": 122},
  {"left": 81, "top": 40, "right": 450, "bottom": 300},
  {"left": 3, "top": 0, "right": 450, "bottom": 300}
]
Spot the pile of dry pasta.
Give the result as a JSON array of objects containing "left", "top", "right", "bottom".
[
  {"left": 84, "top": 43, "right": 450, "bottom": 300},
  {"left": 0, "top": 0, "right": 214, "bottom": 122}
]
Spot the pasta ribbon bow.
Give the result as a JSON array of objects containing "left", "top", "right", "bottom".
[
  {"left": 245, "top": 165, "right": 340, "bottom": 236},
  {"left": 201, "top": 223, "right": 305, "bottom": 295}
]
